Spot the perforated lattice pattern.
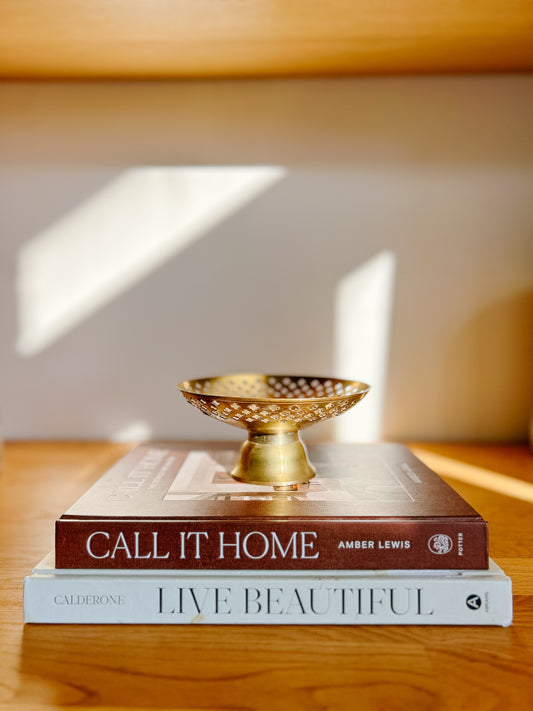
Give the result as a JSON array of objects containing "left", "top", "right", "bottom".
[{"left": 179, "top": 375, "right": 368, "bottom": 429}]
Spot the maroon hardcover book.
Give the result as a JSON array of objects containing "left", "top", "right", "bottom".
[{"left": 55, "top": 443, "right": 489, "bottom": 570}]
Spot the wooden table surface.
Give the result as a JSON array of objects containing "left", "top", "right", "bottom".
[
  {"left": 1, "top": 441, "right": 532, "bottom": 710},
  {"left": 3, "top": 1, "right": 533, "bottom": 78}
]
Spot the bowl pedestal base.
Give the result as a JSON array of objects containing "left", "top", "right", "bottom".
[{"left": 231, "top": 430, "right": 316, "bottom": 490}]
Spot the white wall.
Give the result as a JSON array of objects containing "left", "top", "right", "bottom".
[{"left": 0, "top": 76, "right": 531, "bottom": 443}]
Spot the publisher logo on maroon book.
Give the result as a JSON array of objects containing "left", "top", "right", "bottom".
[{"left": 428, "top": 534, "right": 453, "bottom": 555}]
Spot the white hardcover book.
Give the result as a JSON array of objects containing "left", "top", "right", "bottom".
[{"left": 24, "top": 552, "right": 512, "bottom": 626}]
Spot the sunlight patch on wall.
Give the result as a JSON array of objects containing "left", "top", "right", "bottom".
[
  {"left": 111, "top": 419, "right": 153, "bottom": 443},
  {"left": 16, "top": 166, "right": 286, "bottom": 356},
  {"left": 334, "top": 250, "right": 396, "bottom": 442}
]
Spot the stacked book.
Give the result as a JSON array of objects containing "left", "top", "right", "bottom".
[{"left": 24, "top": 443, "right": 512, "bottom": 625}]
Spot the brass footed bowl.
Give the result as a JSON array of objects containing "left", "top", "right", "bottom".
[{"left": 177, "top": 374, "right": 370, "bottom": 489}]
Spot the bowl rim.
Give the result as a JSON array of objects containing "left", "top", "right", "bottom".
[{"left": 177, "top": 373, "right": 370, "bottom": 406}]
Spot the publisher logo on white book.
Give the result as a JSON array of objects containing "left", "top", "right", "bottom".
[
  {"left": 428, "top": 534, "right": 453, "bottom": 555},
  {"left": 466, "top": 594, "right": 482, "bottom": 610}
]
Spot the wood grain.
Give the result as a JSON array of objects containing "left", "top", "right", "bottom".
[
  {"left": 0, "top": 1, "right": 532, "bottom": 78},
  {"left": 1, "top": 441, "right": 532, "bottom": 710}
]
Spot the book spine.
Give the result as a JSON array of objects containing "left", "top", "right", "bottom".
[
  {"left": 23, "top": 571, "right": 512, "bottom": 625},
  {"left": 55, "top": 519, "right": 488, "bottom": 570}
]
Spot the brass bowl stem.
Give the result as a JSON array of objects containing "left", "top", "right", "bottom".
[{"left": 231, "top": 428, "right": 315, "bottom": 488}]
